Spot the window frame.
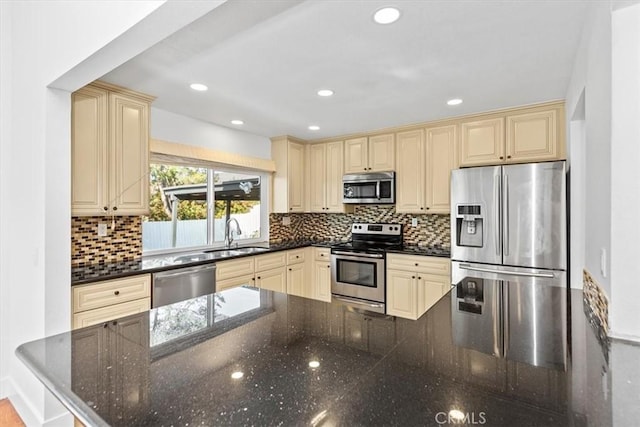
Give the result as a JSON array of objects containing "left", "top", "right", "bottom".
[{"left": 143, "top": 165, "right": 270, "bottom": 256}]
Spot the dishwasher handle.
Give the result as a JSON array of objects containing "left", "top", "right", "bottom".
[{"left": 153, "top": 263, "right": 216, "bottom": 280}]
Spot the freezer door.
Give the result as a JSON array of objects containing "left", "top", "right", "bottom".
[
  {"left": 450, "top": 165, "right": 502, "bottom": 264},
  {"left": 502, "top": 161, "right": 566, "bottom": 270},
  {"left": 503, "top": 277, "right": 567, "bottom": 370}
]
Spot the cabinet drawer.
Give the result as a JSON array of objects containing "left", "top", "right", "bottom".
[
  {"left": 73, "top": 274, "right": 151, "bottom": 313},
  {"left": 216, "top": 257, "right": 255, "bottom": 281},
  {"left": 72, "top": 297, "right": 150, "bottom": 329},
  {"left": 255, "top": 252, "right": 286, "bottom": 272},
  {"left": 216, "top": 274, "right": 255, "bottom": 292},
  {"left": 314, "top": 247, "right": 331, "bottom": 262},
  {"left": 287, "top": 249, "right": 306, "bottom": 265},
  {"left": 387, "top": 254, "right": 450, "bottom": 276}
]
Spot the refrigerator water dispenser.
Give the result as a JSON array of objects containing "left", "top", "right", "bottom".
[{"left": 455, "top": 204, "right": 483, "bottom": 247}]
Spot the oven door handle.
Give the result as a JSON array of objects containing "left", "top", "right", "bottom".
[
  {"left": 332, "top": 295, "right": 385, "bottom": 310},
  {"left": 332, "top": 251, "right": 384, "bottom": 259}
]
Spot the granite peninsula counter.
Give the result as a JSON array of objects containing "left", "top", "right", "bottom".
[{"left": 17, "top": 283, "right": 630, "bottom": 427}]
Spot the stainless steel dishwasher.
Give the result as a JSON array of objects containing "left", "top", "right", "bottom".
[{"left": 152, "top": 264, "right": 216, "bottom": 308}]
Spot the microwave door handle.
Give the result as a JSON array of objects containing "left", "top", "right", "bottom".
[{"left": 376, "top": 181, "right": 381, "bottom": 200}]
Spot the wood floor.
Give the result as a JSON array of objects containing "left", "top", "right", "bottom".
[{"left": 0, "top": 398, "right": 25, "bottom": 427}]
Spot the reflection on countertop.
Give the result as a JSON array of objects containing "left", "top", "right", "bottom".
[
  {"left": 71, "top": 240, "right": 450, "bottom": 285},
  {"left": 17, "top": 285, "right": 636, "bottom": 427}
]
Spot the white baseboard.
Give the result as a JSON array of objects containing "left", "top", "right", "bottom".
[
  {"left": 0, "top": 376, "right": 73, "bottom": 426},
  {"left": 609, "top": 331, "right": 640, "bottom": 344}
]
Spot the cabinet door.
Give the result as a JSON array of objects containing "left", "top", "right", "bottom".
[
  {"left": 312, "top": 261, "right": 332, "bottom": 302},
  {"left": 288, "top": 142, "right": 305, "bottom": 212},
  {"left": 71, "top": 86, "right": 109, "bottom": 216},
  {"left": 286, "top": 263, "right": 306, "bottom": 297},
  {"left": 325, "top": 141, "right": 345, "bottom": 212},
  {"left": 386, "top": 269, "right": 417, "bottom": 320},
  {"left": 257, "top": 267, "right": 287, "bottom": 293},
  {"left": 395, "top": 129, "right": 425, "bottom": 214},
  {"left": 460, "top": 118, "right": 505, "bottom": 167},
  {"left": 368, "top": 133, "right": 395, "bottom": 172},
  {"left": 72, "top": 327, "right": 107, "bottom": 410},
  {"left": 426, "top": 125, "right": 457, "bottom": 213},
  {"left": 72, "top": 298, "right": 150, "bottom": 329},
  {"left": 216, "top": 274, "right": 255, "bottom": 291},
  {"left": 506, "top": 109, "right": 559, "bottom": 163},
  {"left": 308, "top": 143, "right": 327, "bottom": 212},
  {"left": 344, "top": 137, "right": 368, "bottom": 173},
  {"left": 416, "top": 274, "right": 449, "bottom": 318},
  {"left": 110, "top": 93, "right": 150, "bottom": 215}
]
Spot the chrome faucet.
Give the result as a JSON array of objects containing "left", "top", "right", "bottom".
[{"left": 224, "top": 218, "right": 242, "bottom": 248}]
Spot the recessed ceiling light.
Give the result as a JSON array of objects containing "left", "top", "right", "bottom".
[
  {"left": 309, "top": 360, "right": 320, "bottom": 368},
  {"left": 190, "top": 83, "right": 208, "bottom": 91},
  {"left": 231, "top": 119, "right": 244, "bottom": 125},
  {"left": 447, "top": 98, "right": 463, "bottom": 106},
  {"left": 231, "top": 371, "right": 244, "bottom": 379},
  {"left": 374, "top": 7, "right": 400, "bottom": 24},
  {"left": 317, "top": 89, "right": 334, "bottom": 97},
  {"left": 308, "top": 125, "right": 320, "bottom": 131}
]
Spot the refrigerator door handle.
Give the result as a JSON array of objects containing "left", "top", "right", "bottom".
[
  {"left": 503, "top": 174, "right": 509, "bottom": 256},
  {"left": 502, "top": 282, "right": 509, "bottom": 358},
  {"left": 458, "top": 263, "right": 556, "bottom": 279},
  {"left": 493, "top": 280, "right": 502, "bottom": 356},
  {"left": 494, "top": 174, "right": 501, "bottom": 256}
]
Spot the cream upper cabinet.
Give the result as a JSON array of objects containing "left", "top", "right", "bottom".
[
  {"left": 396, "top": 125, "right": 456, "bottom": 214},
  {"left": 344, "top": 133, "right": 395, "bottom": 173},
  {"left": 459, "top": 103, "right": 565, "bottom": 167},
  {"left": 425, "top": 125, "right": 458, "bottom": 213},
  {"left": 271, "top": 137, "right": 306, "bottom": 213},
  {"left": 395, "top": 129, "right": 425, "bottom": 213},
  {"left": 309, "top": 141, "right": 345, "bottom": 212},
  {"left": 506, "top": 108, "right": 561, "bottom": 163},
  {"left": 71, "top": 82, "right": 153, "bottom": 216},
  {"left": 459, "top": 117, "right": 505, "bottom": 167}
]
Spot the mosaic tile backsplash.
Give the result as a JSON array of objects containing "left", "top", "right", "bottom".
[
  {"left": 583, "top": 269, "right": 610, "bottom": 359},
  {"left": 269, "top": 205, "right": 450, "bottom": 248},
  {"left": 72, "top": 216, "right": 142, "bottom": 267}
]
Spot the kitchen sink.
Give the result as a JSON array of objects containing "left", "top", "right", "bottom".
[{"left": 204, "top": 246, "right": 269, "bottom": 256}]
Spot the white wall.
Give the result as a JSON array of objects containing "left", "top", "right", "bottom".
[
  {"left": 610, "top": 2, "right": 640, "bottom": 340},
  {"left": 0, "top": 1, "right": 226, "bottom": 425},
  {"left": 565, "top": 1, "right": 612, "bottom": 295},
  {"left": 151, "top": 108, "right": 272, "bottom": 159}
]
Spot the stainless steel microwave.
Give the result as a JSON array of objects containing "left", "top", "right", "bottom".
[{"left": 342, "top": 171, "right": 395, "bottom": 204}]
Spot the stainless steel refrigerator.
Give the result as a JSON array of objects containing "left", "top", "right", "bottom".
[{"left": 450, "top": 161, "right": 567, "bottom": 370}]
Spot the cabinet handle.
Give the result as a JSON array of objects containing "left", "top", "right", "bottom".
[
  {"left": 114, "top": 290, "right": 120, "bottom": 296},
  {"left": 112, "top": 206, "right": 117, "bottom": 211}
]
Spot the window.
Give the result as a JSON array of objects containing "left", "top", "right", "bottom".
[{"left": 142, "top": 164, "right": 267, "bottom": 253}]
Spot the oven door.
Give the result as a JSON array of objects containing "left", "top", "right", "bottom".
[{"left": 331, "top": 251, "right": 385, "bottom": 304}]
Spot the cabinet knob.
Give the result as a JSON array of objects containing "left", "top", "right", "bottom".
[
  {"left": 327, "top": 265, "right": 330, "bottom": 268},
  {"left": 103, "top": 206, "right": 108, "bottom": 211},
  {"left": 296, "top": 255, "right": 299, "bottom": 258},
  {"left": 500, "top": 156, "right": 504, "bottom": 160},
  {"left": 252, "top": 278, "right": 255, "bottom": 281},
  {"left": 320, "top": 254, "right": 324, "bottom": 257},
  {"left": 414, "top": 263, "right": 418, "bottom": 266},
  {"left": 290, "top": 208, "right": 293, "bottom": 211},
  {"left": 257, "top": 276, "right": 261, "bottom": 280},
  {"left": 507, "top": 155, "right": 512, "bottom": 159},
  {"left": 420, "top": 207, "right": 424, "bottom": 210},
  {"left": 426, "top": 207, "right": 430, "bottom": 210},
  {"left": 412, "top": 276, "right": 416, "bottom": 279},
  {"left": 289, "top": 268, "right": 292, "bottom": 271},
  {"left": 112, "top": 206, "right": 117, "bottom": 211},
  {"left": 418, "top": 276, "right": 422, "bottom": 280},
  {"left": 364, "top": 168, "right": 367, "bottom": 171},
  {"left": 103, "top": 323, "right": 108, "bottom": 328},
  {"left": 114, "top": 290, "right": 120, "bottom": 296}
]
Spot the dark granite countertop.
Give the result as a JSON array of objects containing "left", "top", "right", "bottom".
[
  {"left": 71, "top": 241, "right": 450, "bottom": 286},
  {"left": 16, "top": 284, "right": 630, "bottom": 426}
]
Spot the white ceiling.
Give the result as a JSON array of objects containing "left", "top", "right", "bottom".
[{"left": 101, "top": 0, "right": 589, "bottom": 140}]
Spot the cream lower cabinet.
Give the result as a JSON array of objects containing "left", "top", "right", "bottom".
[
  {"left": 72, "top": 274, "right": 151, "bottom": 329},
  {"left": 396, "top": 126, "right": 457, "bottom": 214},
  {"left": 386, "top": 254, "right": 451, "bottom": 320},
  {"left": 72, "top": 82, "right": 153, "bottom": 216},
  {"left": 309, "top": 141, "right": 345, "bottom": 212},
  {"left": 311, "top": 247, "right": 332, "bottom": 302}
]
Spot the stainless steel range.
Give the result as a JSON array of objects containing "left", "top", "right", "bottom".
[{"left": 331, "top": 223, "right": 403, "bottom": 314}]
